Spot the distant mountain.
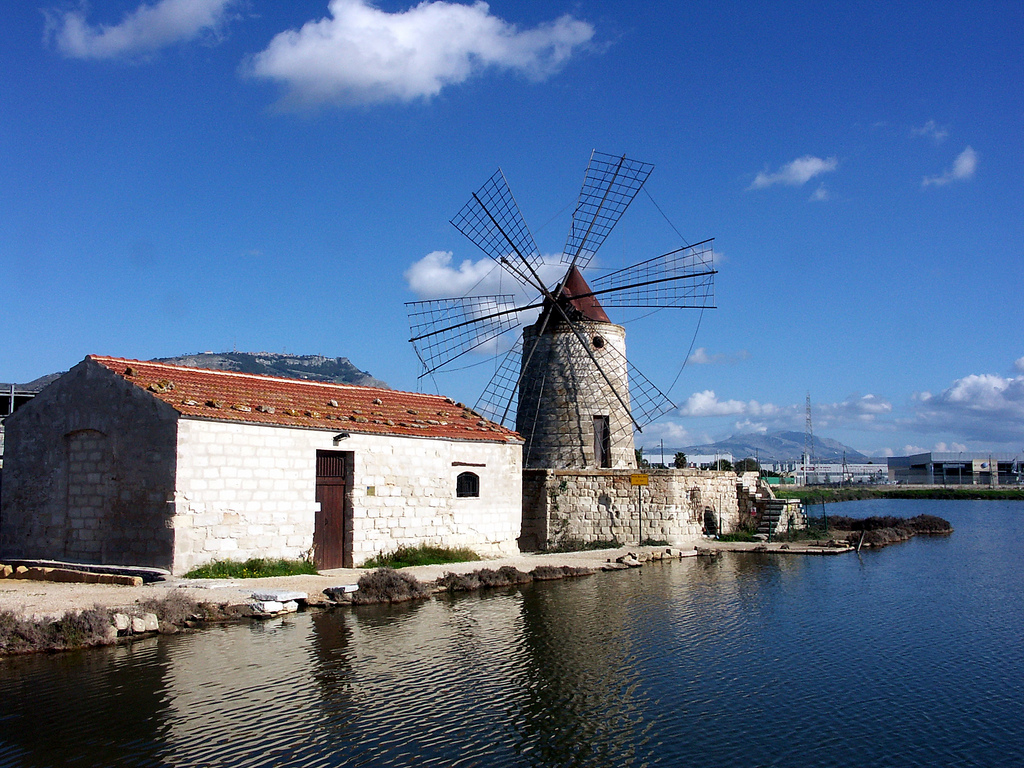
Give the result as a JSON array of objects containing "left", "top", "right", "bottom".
[
  {"left": 681, "top": 431, "right": 869, "bottom": 464},
  {"left": 154, "top": 352, "right": 388, "bottom": 389}
]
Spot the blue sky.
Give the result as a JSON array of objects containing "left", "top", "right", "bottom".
[{"left": 2, "top": 0, "right": 1022, "bottom": 458}]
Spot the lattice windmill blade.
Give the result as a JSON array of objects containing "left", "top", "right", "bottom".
[
  {"left": 406, "top": 295, "right": 537, "bottom": 377},
  {"left": 588, "top": 239, "right": 716, "bottom": 309},
  {"left": 474, "top": 339, "right": 523, "bottom": 428},
  {"left": 450, "top": 169, "right": 547, "bottom": 292},
  {"left": 625, "top": 356, "right": 677, "bottom": 428},
  {"left": 561, "top": 151, "right": 655, "bottom": 270}
]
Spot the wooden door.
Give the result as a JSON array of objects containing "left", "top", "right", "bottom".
[{"left": 314, "top": 451, "right": 350, "bottom": 569}]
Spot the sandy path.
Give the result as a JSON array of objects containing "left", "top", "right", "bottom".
[{"left": 0, "top": 546, "right": 695, "bottom": 620}]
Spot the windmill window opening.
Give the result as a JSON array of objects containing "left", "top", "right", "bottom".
[
  {"left": 592, "top": 335, "right": 605, "bottom": 349},
  {"left": 456, "top": 471, "right": 480, "bottom": 498}
]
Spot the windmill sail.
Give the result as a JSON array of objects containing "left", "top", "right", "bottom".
[
  {"left": 406, "top": 295, "right": 532, "bottom": 376},
  {"left": 588, "top": 239, "right": 716, "bottom": 308},
  {"left": 450, "top": 169, "right": 546, "bottom": 292},
  {"left": 561, "top": 151, "right": 654, "bottom": 270},
  {"left": 474, "top": 339, "right": 523, "bottom": 427}
]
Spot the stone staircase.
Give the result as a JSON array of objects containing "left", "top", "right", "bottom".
[
  {"left": 737, "top": 474, "right": 807, "bottom": 539},
  {"left": 756, "top": 499, "right": 807, "bottom": 538}
]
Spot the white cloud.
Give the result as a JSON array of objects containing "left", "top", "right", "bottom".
[
  {"left": 809, "top": 184, "right": 829, "bottom": 202},
  {"left": 636, "top": 420, "right": 694, "bottom": 451},
  {"left": 908, "top": 371, "right": 1024, "bottom": 443},
  {"left": 1013, "top": 356, "right": 1024, "bottom": 373},
  {"left": 687, "top": 348, "right": 718, "bottom": 365},
  {"left": 404, "top": 249, "right": 564, "bottom": 300},
  {"left": 911, "top": 120, "right": 949, "bottom": 144},
  {"left": 748, "top": 155, "right": 838, "bottom": 190},
  {"left": 247, "top": 0, "right": 594, "bottom": 107},
  {"left": 46, "top": 0, "right": 238, "bottom": 59},
  {"left": 677, "top": 390, "right": 778, "bottom": 418},
  {"left": 922, "top": 146, "right": 978, "bottom": 187}
]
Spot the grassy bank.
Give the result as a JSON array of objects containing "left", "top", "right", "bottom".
[{"left": 775, "top": 487, "right": 1024, "bottom": 503}]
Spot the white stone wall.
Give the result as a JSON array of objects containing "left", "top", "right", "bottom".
[{"left": 171, "top": 419, "right": 522, "bottom": 573}]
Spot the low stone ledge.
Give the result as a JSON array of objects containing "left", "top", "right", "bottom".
[{"left": 0, "top": 563, "right": 143, "bottom": 586}]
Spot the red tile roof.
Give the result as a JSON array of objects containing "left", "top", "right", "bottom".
[{"left": 88, "top": 356, "right": 522, "bottom": 444}]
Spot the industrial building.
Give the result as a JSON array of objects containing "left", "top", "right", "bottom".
[{"left": 887, "top": 452, "right": 1022, "bottom": 486}]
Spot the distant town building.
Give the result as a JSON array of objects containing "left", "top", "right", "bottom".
[
  {"left": 887, "top": 452, "right": 1022, "bottom": 486},
  {"left": 757, "top": 458, "right": 887, "bottom": 486},
  {"left": 687, "top": 453, "right": 735, "bottom": 469}
]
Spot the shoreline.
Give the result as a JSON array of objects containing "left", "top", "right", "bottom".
[{"left": 1, "top": 539, "right": 868, "bottom": 622}]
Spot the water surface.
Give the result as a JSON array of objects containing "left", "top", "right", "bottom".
[{"left": 2, "top": 499, "right": 1022, "bottom": 767}]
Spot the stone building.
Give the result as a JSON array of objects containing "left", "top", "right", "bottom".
[{"left": 0, "top": 356, "right": 522, "bottom": 574}]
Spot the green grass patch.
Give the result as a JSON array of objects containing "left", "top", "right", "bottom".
[
  {"left": 361, "top": 544, "right": 481, "bottom": 569},
  {"left": 184, "top": 558, "right": 318, "bottom": 579}
]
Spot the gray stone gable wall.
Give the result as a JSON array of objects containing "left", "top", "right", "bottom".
[
  {"left": 521, "top": 468, "right": 741, "bottom": 550},
  {"left": 0, "top": 359, "right": 179, "bottom": 569}
]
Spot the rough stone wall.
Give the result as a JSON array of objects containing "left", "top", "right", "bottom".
[
  {"left": 521, "top": 468, "right": 741, "bottom": 550},
  {"left": 0, "top": 359, "right": 178, "bottom": 569},
  {"left": 518, "top": 320, "right": 634, "bottom": 470},
  {"left": 172, "top": 419, "right": 522, "bottom": 573}
]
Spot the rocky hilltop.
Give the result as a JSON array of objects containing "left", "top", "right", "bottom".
[{"left": 154, "top": 352, "right": 388, "bottom": 389}]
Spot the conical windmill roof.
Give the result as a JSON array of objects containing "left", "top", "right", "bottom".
[{"left": 556, "top": 266, "right": 611, "bottom": 323}]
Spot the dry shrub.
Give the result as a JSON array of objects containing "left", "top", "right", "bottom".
[
  {"left": 530, "top": 566, "right": 567, "bottom": 581},
  {"left": 139, "top": 590, "right": 201, "bottom": 627},
  {"left": 352, "top": 568, "right": 431, "bottom": 604},
  {"left": 438, "top": 566, "right": 533, "bottom": 593},
  {"left": 437, "top": 571, "right": 482, "bottom": 592},
  {"left": 908, "top": 514, "right": 953, "bottom": 533},
  {"left": 0, "top": 607, "right": 114, "bottom": 654},
  {"left": 195, "top": 602, "right": 253, "bottom": 621},
  {"left": 496, "top": 566, "right": 533, "bottom": 585}
]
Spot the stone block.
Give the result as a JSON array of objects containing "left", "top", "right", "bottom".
[
  {"left": 252, "top": 589, "right": 307, "bottom": 603},
  {"left": 251, "top": 600, "right": 284, "bottom": 614},
  {"left": 131, "top": 615, "right": 151, "bottom": 633}
]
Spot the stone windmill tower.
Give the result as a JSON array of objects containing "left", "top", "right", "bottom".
[{"left": 407, "top": 151, "right": 717, "bottom": 470}]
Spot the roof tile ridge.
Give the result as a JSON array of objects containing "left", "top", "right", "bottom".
[{"left": 87, "top": 354, "right": 448, "bottom": 401}]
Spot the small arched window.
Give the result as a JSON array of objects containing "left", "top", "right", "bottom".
[{"left": 456, "top": 471, "right": 480, "bottom": 498}]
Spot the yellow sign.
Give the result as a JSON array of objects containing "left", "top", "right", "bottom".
[{"left": 630, "top": 473, "right": 649, "bottom": 486}]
